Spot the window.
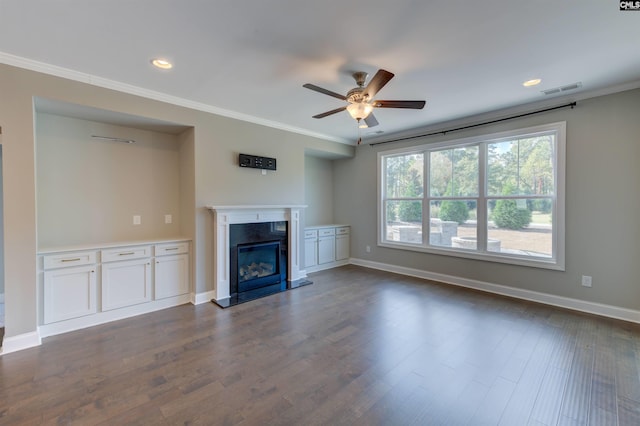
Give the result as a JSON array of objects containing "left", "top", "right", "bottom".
[{"left": 379, "top": 122, "right": 565, "bottom": 270}]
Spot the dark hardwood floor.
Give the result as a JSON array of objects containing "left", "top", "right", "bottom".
[{"left": 2, "top": 265, "right": 640, "bottom": 425}]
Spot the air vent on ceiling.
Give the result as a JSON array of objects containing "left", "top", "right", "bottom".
[{"left": 542, "top": 82, "right": 582, "bottom": 96}]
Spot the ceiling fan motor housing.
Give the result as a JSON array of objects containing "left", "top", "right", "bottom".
[
  {"left": 346, "top": 87, "right": 368, "bottom": 104},
  {"left": 347, "top": 71, "right": 370, "bottom": 104}
]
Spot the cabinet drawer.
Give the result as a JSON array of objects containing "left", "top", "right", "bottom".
[
  {"left": 304, "top": 229, "right": 318, "bottom": 239},
  {"left": 336, "top": 226, "right": 350, "bottom": 235},
  {"left": 101, "top": 245, "right": 151, "bottom": 262},
  {"left": 155, "top": 242, "right": 189, "bottom": 256},
  {"left": 318, "top": 228, "right": 336, "bottom": 237},
  {"left": 43, "top": 251, "right": 96, "bottom": 270}
]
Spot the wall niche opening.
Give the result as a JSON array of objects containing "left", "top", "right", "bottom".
[{"left": 34, "top": 97, "right": 194, "bottom": 249}]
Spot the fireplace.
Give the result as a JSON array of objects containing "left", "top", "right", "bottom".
[{"left": 207, "top": 205, "right": 311, "bottom": 308}]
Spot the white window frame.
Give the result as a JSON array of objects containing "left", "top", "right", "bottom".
[{"left": 378, "top": 122, "right": 565, "bottom": 271}]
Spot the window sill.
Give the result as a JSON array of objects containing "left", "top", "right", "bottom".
[{"left": 378, "top": 241, "right": 565, "bottom": 271}]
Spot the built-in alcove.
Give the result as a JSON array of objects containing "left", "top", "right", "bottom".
[
  {"left": 304, "top": 153, "right": 335, "bottom": 226},
  {"left": 34, "top": 98, "right": 194, "bottom": 249},
  {"left": 33, "top": 98, "right": 196, "bottom": 332}
]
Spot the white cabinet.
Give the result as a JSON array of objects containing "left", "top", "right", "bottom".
[
  {"left": 336, "top": 227, "right": 350, "bottom": 261},
  {"left": 304, "top": 230, "right": 318, "bottom": 268},
  {"left": 39, "top": 239, "right": 191, "bottom": 333},
  {"left": 318, "top": 227, "right": 336, "bottom": 265},
  {"left": 102, "top": 257, "right": 152, "bottom": 311},
  {"left": 43, "top": 262, "right": 97, "bottom": 324},
  {"left": 305, "top": 225, "right": 349, "bottom": 272},
  {"left": 154, "top": 242, "right": 189, "bottom": 299}
]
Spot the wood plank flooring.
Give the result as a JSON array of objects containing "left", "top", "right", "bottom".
[{"left": 2, "top": 265, "right": 640, "bottom": 425}]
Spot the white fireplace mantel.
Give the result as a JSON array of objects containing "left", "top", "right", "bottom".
[{"left": 206, "top": 205, "right": 307, "bottom": 303}]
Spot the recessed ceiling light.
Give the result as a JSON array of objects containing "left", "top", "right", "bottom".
[
  {"left": 151, "top": 58, "right": 173, "bottom": 70},
  {"left": 523, "top": 78, "right": 542, "bottom": 87}
]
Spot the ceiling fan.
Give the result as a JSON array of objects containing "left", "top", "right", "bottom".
[{"left": 303, "top": 69, "right": 426, "bottom": 131}]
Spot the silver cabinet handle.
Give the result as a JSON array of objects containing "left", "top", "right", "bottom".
[
  {"left": 61, "top": 258, "right": 81, "bottom": 262},
  {"left": 119, "top": 252, "right": 135, "bottom": 256}
]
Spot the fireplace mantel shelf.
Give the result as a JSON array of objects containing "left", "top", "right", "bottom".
[{"left": 206, "top": 205, "right": 307, "bottom": 211}]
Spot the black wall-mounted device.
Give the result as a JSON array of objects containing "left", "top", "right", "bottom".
[{"left": 239, "top": 153, "right": 277, "bottom": 171}]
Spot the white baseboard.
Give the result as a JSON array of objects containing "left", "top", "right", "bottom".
[
  {"left": 191, "top": 290, "right": 216, "bottom": 305},
  {"left": 350, "top": 258, "right": 640, "bottom": 324},
  {"left": 0, "top": 331, "right": 41, "bottom": 355},
  {"left": 306, "top": 259, "right": 349, "bottom": 274}
]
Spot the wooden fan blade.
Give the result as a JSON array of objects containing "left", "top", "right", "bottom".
[
  {"left": 373, "top": 100, "right": 426, "bottom": 109},
  {"left": 363, "top": 69, "right": 394, "bottom": 99},
  {"left": 303, "top": 83, "right": 346, "bottom": 100},
  {"left": 364, "top": 113, "right": 379, "bottom": 128},
  {"left": 312, "top": 106, "right": 347, "bottom": 119}
]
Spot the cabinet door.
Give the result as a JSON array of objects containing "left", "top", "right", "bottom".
[
  {"left": 336, "top": 235, "right": 350, "bottom": 261},
  {"left": 155, "top": 254, "right": 189, "bottom": 299},
  {"left": 317, "top": 236, "right": 336, "bottom": 264},
  {"left": 44, "top": 265, "right": 97, "bottom": 324},
  {"left": 102, "top": 258, "right": 152, "bottom": 311},
  {"left": 304, "top": 238, "right": 318, "bottom": 268}
]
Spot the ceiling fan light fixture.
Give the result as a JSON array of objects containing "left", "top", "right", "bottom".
[{"left": 346, "top": 102, "right": 373, "bottom": 120}]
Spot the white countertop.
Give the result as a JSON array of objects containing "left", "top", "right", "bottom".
[
  {"left": 38, "top": 237, "right": 191, "bottom": 254},
  {"left": 305, "top": 224, "right": 349, "bottom": 229}
]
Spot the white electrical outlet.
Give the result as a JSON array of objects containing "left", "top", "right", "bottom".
[
  {"left": 581, "top": 275, "right": 592, "bottom": 287},
  {"left": 165, "top": 214, "right": 172, "bottom": 224},
  {"left": 366, "top": 245, "right": 371, "bottom": 253},
  {"left": 133, "top": 215, "right": 141, "bottom": 225}
]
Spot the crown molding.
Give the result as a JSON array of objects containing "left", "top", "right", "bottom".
[
  {"left": 0, "top": 52, "right": 349, "bottom": 144},
  {"left": 363, "top": 79, "right": 640, "bottom": 145}
]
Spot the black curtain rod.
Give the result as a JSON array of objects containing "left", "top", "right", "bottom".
[{"left": 369, "top": 102, "right": 577, "bottom": 147}]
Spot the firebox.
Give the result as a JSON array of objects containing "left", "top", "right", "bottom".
[
  {"left": 229, "top": 221, "right": 288, "bottom": 303},
  {"left": 237, "top": 240, "right": 282, "bottom": 293}
]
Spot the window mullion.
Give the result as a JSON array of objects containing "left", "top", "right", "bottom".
[
  {"left": 477, "top": 143, "right": 487, "bottom": 252},
  {"left": 423, "top": 150, "right": 429, "bottom": 247}
]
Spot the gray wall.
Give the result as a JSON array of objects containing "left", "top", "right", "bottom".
[
  {"left": 334, "top": 88, "right": 640, "bottom": 311},
  {"left": 304, "top": 156, "right": 334, "bottom": 226},
  {"left": 36, "top": 114, "right": 184, "bottom": 248},
  {"left": 0, "top": 63, "right": 354, "bottom": 338}
]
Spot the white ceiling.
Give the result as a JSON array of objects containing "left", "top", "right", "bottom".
[{"left": 1, "top": 1, "right": 639, "bottom": 145}]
